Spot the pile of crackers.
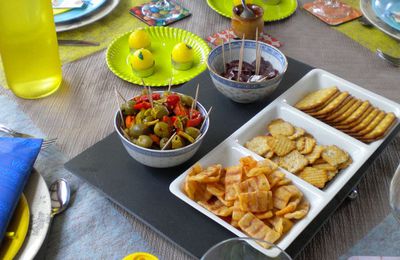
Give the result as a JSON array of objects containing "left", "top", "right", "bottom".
[
  {"left": 184, "top": 156, "right": 309, "bottom": 246},
  {"left": 245, "top": 118, "right": 352, "bottom": 188},
  {"left": 295, "top": 86, "right": 397, "bottom": 143}
]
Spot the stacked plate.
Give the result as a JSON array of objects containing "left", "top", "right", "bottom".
[
  {"left": 54, "top": 0, "right": 120, "bottom": 32},
  {"left": 0, "top": 170, "right": 51, "bottom": 259},
  {"left": 361, "top": 0, "right": 400, "bottom": 40}
]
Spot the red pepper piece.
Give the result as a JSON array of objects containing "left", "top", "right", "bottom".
[
  {"left": 187, "top": 115, "right": 202, "bottom": 128},
  {"left": 173, "top": 102, "right": 188, "bottom": 117},
  {"left": 133, "top": 101, "right": 151, "bottom": 110},
  {"left": 166, "top": 94, "right": 180, "bottom": 108}
]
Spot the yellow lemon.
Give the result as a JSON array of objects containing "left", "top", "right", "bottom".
[
  {"left": 129, "top": 49, "right": 155, "bottom": 77},
  {"left": 128, "top": 28, "right": 151, "bottom": 50}
]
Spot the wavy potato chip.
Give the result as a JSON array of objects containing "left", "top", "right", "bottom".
[
  {"left": 255, "top": 211, "right": 274, "bottom": 220},
  {"left": 273, "top": 185, "right": 302, "bottom": 210},
  {"left": 288, "top": 127, "right": 306, "bottom": 140},
  {"left": 321, "top": 145, "right": 349, "bottom": 167},
  {"left": 239, "top": 191, "right": 273, "bottom": 212},
  {"left": 238, "top": 212, "right": 281, "bottom": 245},
  {"left": 268, "top": 135, "right": 296, "bottom": 157},
  {"left": 188, "top": 164, "right": 222, "bottom": 183},
  {"left": 245, "top": 136, "right": 271, "bottom": 156},
  {"left": 237, "top": 174, "right": 270, "bottom": 193},
  {"left": 306, "top": 145, "right": 324, "bottom": 164},
  {"left": 300, "top": 136, "right": 316, "bottom": 155},
  {"left": 206, "top": 182, "right": 225, "bottom": 197},
  {"left": 198, "top": 199, "right": 233, "bottom": 217},
  {"left": 224, "top": 165, "right": 243, "bottom": 201},
  {"left": 279, "top": 150, "right": 309, "bottom": 173},
  {"left": 298, "top": 167, "right": 328, "bottom": 188},
  {"left": 284, "top": 199, "right": 310, "bottom": 219}
]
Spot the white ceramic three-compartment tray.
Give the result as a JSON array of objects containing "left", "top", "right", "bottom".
[{"left": 170, "top": 69, "right": 400, "bottom": 256}]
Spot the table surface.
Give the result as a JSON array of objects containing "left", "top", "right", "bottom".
[{"left": 1, "top": 0, "right": 399, "bottom": 259}]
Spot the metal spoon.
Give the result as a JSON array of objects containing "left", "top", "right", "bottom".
[
  {"left": 34, "top": 179, "right": 71, "bottom": 259},
  {"left": 50, "top": 178, "right": 71, "bottom": 217},
  {"left": 240, "top": 0, "right": 255, "bottom": 18},
  {"left": 358, "top": 16, "right": 373, "bottom": 27},
  {"left": 376, "top": 49, "right": 400, "bottom": 67}
]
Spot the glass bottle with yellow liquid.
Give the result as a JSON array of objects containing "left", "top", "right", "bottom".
[{"left": 0, "top": 0, "right": 62, "bottom": 99}]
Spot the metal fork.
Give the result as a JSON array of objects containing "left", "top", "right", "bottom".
[
  {"left": 0, "top": 124, "right": 57, "bottom": 148},
  {"left": 377, "top": 49, "right": 400, "bottom": 67}
]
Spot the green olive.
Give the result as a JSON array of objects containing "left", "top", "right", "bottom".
[
  {"left": 121, "top": 100, "right": 136, "bottom": 115},
  {"left": 129, "top": 123, "right": 148, "bottom": 138},
  {"left": 151, "top": 105, "right": 169, "bottom": 120},
  {"left": 159, "top": 137, "right": 171, "bottom": 150},
  {"left": 154, "top": 122, "right": 170, "bottom": 138},
  {"left": 172, "top": 135, "right": 184, "bottom": 149},
  {"left": 136, "top": 135, "right": 153, "bottom": 148},
  {"left": 185, "top": 127, "right": 201, "bottom": 139},
  {"left": 180, "top": 94, "right": 194, "bottom": 107}
]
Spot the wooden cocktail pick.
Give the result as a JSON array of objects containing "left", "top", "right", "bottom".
[
  {"left": 161, "top": 132, "right": 177, "bottom": 150},
  {"left": 190, "top": 83, "right": 200, "bottom": 119},
  {"left": 114, "top": 87, "right": 126, "bottom": 129},
  {"left": 255, "top": 27, "right": 260, "bottom": 75},
  {"left": 167, "top": 78, "right": 173, "bottom": 92},
  {"left": 196, "top": 106, "right": 213, "bottom": 141},
  {"left": 237, "top": 34, "right": 245, "bottom": 81},
  {"left": 141, "top": 79, "right": 154, "bottom": 108},
  {"left": 222, "top": 41, "right": 226, "bottom": 72}
]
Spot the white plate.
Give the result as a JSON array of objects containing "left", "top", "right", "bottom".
[
  {"left": 361, "top": 0, "right": 400, "bottom": 41},
  {"left": 170, "top": 68, "right": 400, "bottom": 255},
  {"left": 15, "top": 169, "right": 51, "bottom": 260},
  {"left": 56, "top": 0, "right": 120, "bottom": 33}
]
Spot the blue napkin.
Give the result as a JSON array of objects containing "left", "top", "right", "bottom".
[{"left": 0, "top": 137, "right": 42, "bottom": 243}]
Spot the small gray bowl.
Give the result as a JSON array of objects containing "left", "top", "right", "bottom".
[
  {"left": 207, "top": 40, "right": 288, "bottom": 103},
  {"left": 114, "top": 92, "right": 210, "bottom": 168}
]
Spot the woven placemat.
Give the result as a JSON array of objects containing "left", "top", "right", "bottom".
[{"left": 306, "top": 0, "right": 400, "bottom": 58}]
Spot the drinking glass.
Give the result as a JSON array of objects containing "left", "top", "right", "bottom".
[
  {"left": 309, "top": 0, "right": 352, "bottom": 19},
  {"left": 201, "top": 237, "right": 292, "bottom": 260},
  {"left": 141, "top": 0, "right": 182, "bottom": 22},
  {"left": 390, "top": 163, "right": 400, "bottom": 223},
  {"left": 0, "top": 0, "right": 62, "bottom": 99}
]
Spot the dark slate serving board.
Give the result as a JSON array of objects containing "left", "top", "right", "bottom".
[{"left": 64, "top": 57, "right": 400, "bottom": 259}]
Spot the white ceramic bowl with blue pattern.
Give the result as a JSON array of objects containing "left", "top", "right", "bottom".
[
  {"left": 114, "top": 93, "right": 210, "bottom": 168},
  {"left": 207, "top": 40, "right": 288, "bottom": 103}
]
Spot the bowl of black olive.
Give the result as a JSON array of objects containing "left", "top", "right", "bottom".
[
  {"left": 207, "top": 40, "right": 287, "bottom": 103},
  {"left": 114, "top": 90, "right": 210, "bottom": 168}
]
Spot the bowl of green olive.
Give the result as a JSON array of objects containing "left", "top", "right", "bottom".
[{"left": 114, "top": 90, "right": 210, "bottom": 168}]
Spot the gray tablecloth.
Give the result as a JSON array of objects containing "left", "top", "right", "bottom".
[
  {"left": 340, "top": 214, "right": 400, "bottom": 259},
  {"left": 0, "top": 95, "right": 156, "bottom": 259}
]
